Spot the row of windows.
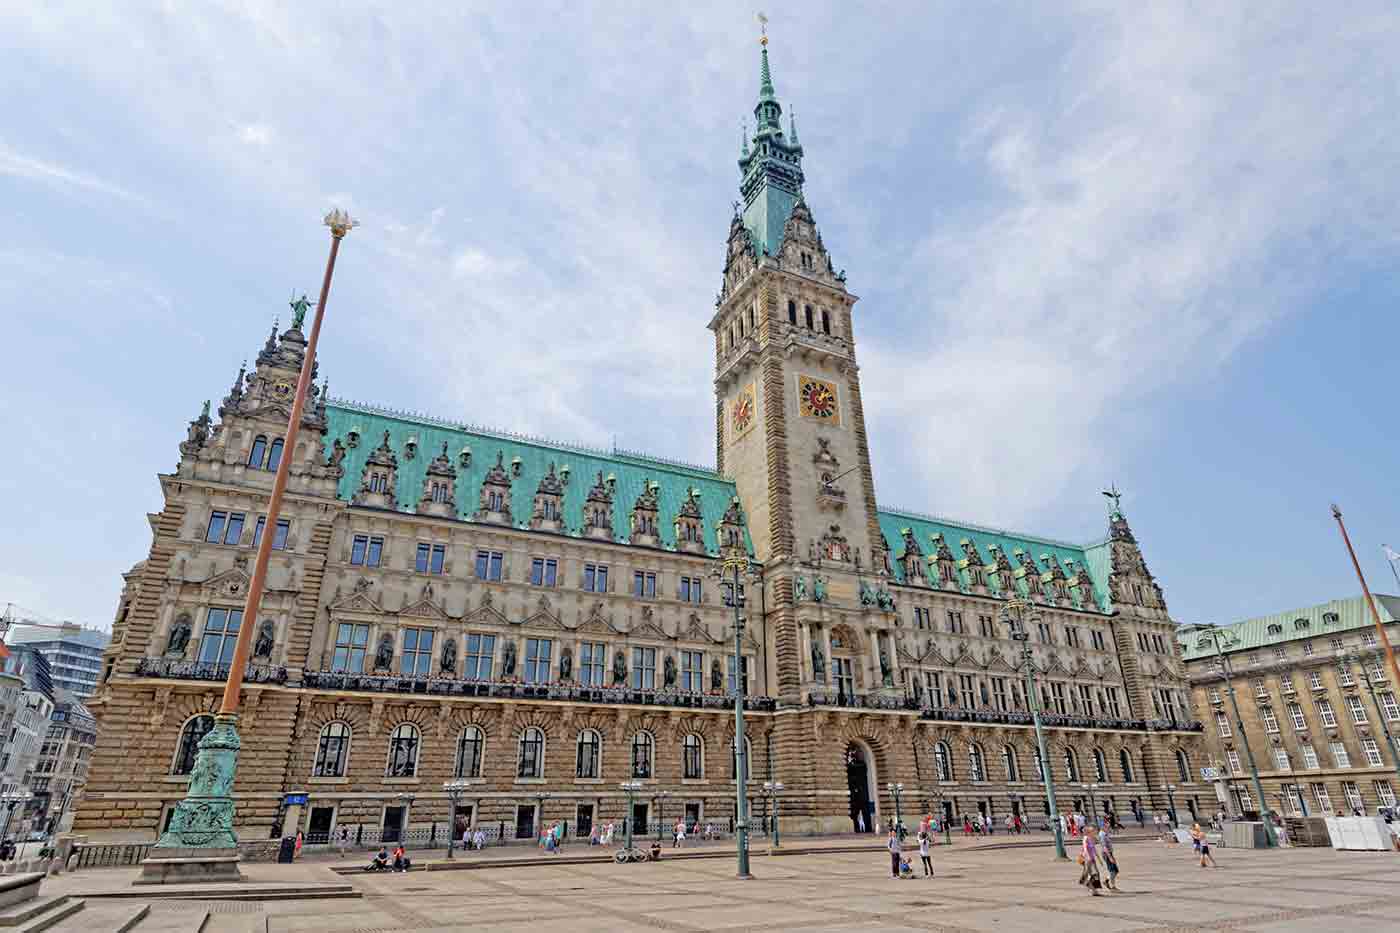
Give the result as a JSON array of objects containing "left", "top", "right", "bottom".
[
  {"left": 246, "top": 435, "right": 284, "bottom": 472},
  {"left": 911, "top": 609, "right": 1107, "bottom": 652},
  {"left": 205, "top": 511, "right": 290, "bottom": 549},
  {"left": 723, "top": 299, "right": 837, "bottom": 353},
  {"left": 1236, "top": 631, "right": 1378, "bottom": 664},
  {"left": 927, "top": 741, "right": 1181, "bottom": 785},
  {"left": 907, "top": 671, "right": 1128, "bottom": 719},
  {"left": 1217, "top": 690, "right": 1400, "bottom": 737}
]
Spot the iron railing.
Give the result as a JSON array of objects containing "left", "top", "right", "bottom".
[
  {"left": 71, "top": 843, "right": 152, "bottom": 869},
  {"left": 135, "top": 658, "right": 288, "bottom": 684}
]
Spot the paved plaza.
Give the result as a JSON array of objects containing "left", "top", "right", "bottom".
[{"left": 44, "top": 837, "right": 1400, "bottom": 932}]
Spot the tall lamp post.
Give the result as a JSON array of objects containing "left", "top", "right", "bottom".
[
  {"left": 152, "top": 210, "right": 356, "bottom": 873},
  {"left": 710, "top": 533, "right": 755, "bottom": 880},
  {"left": 1340, "top": 651, "right": 1400, "bottom": 782},
  {"left": 443, "top": 780, "right": 470, "bottom": 859},
  {"left": 654, "top": 790, "right": 670, "bottom": 842},
  {"left": 535, "top": 791, "right": 553, "bottom": 842},
  {"left": 1165, "top": 784, "right": 1178, "bottom": 828},
  {"left": 999, "top": 599, "right": 1067, "bottom": 860},
  {"left": 0, "top": 792, "right": 30, "bottom": 854},
  {"left": 619, "top": 781, "right": 643, "bottom": 858},
  {"left": 1200, "top": 624, "right": 1276, "bottom": 846},
  {"left": 886, "top": 782, "right": 905, "bottom": 837},
  {"left": 1083, "top": 783, "right": 1100, "bottom": 828},
  {"left": 763, "top": 781, "right": 784, "bottom": 848}
]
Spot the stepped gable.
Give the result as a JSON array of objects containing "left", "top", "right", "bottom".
[{"left": 326, "top": 400, "right": 752, "bottom": 556}]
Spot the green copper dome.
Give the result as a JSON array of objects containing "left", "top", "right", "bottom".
[{"left": 738, "top": 46, "right": 804, "bottom": 256}]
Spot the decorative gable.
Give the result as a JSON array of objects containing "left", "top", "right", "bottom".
[
  {"left": 582, "top": 471, "right": 615, "bottom": 541},
  {"left": 201, "top": 566, "right": 252, "bottom": 601},
  {"left": 418, "top": 442, "right": 458, "bottom": 519},
  {"left": 352, "top": 431, "right": 399, "bottom": 509},
  {"left": 630, "top": 479, "right": 661, "bottom": 546},
  {"left": 474, "top": 451, "right": 514, "bottom": 525},
  {"left": 674, "top": 488, "right": 706, "bottom": 555},
  {"left": 529, "top": 462, "right": 567, "bottom": 533}
]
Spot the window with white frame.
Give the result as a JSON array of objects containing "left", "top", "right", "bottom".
[
  {"left": 400, "top": 628, "right": 434, "bottom": 676},
  {"left": 1261, "top": 706, "right": 1279, "bottom": 733},
  {"left": 1381, "top": 691, "right": 1400, "bottom": 722},
  {"left": 1253, "top": 679, "right": 1267, "bottom": 698},
  {"left": 1282, "top": 784, "right": 1304, "bottom": 815},
  {"left": 1272, "top": 747, "right": 1290, "bottom": 771},
  {"left": 464, "top": 634, "right": 495, "bottom": 680},
  {"left": 1329, "top": 741, "right": 1351, "bottom": 768},
  {"left": 1346, "top": 694, "right": 1368, "bottom": 724},
  {"left": 1216, "top": 712, "right": 1232, "bottom": 737},
  {"left": 1309, "top": 671, "right": 1324, "bottom": 690},
  {"left": 1311, "top": 782, "right": 1332, "bottom": 813},
  {"left": 1302, "top": 641, "right": 1314, "bottom": 657},
  {"left": 1300, "top": 743, "right": 1319, "bottom": 769},
  {"left": 1287, "top": 702, "right": 1306, "bottom": 731},
  {"left": 1363, "top": 631, "right": 1378, "bottom": 647},
  {"left": 579, "top": 642, "right": 606, "bottom": 686},
  {"left": 1374, "top": 780, "right": 1396, "bottom": 807},
  {"left": 1362, "top": 737, "right": 1384, "bottom": 767},
  {"left": 1227, "top": 750, "right": 1242, "bottom": 774},
  {"left": 1317, "top": 699, "right": 1337, "bottom": 727},
  {"left": 1208, "top": 689, "right": 1221, "bottom": 704},
  {"left": 524, "top": 638, "right": 553, "bottom": 684},
  {"left": 1273, "top": 646, "right": 1286, "bottom": 660},
  {"left": 1370, "top": 660, "right": 1386, "bottom": 682},
  {"left": 1281, "top": 677, "right": 1295, "bottom": 694},
  {"left": 1339, "top": 666, "right": 1355, "bottom": 687},
  {"left": 1343, "top": 781, "right": 1363, "bottom": 811},
  {"left": 1329, "top": 636, "right": 1344, "bottom": 650}
]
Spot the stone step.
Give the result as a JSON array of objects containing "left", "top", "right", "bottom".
[
  {"left": 90, "top": 882, "right": 357, "bottom": 902},
  {"left": 0, "top": 895, "right": 70, "bottom": 927},
  {"left": 40, "top": 904, "right": 148, "bottom": 933},
  {"left": 10, "top": 898, "right": 83, "bottom": 933}
]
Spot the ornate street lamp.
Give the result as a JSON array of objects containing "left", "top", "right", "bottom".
[
  {"left": 1199, "top": 624, "right": 1276, "bottom": 846},
  {"left": 710, "top": 530, "right": 757, "bottom": 880},
  {"left": 1083, "top": 783, "right": 1100, "bottom": 828},
  {"left": 535, "top": 791, "right": 553, "bottom": 841},
  {"left": 617, "top": 781, "right": 644, "bottom": 862},
  {"left": 1165, "top": 783, "right": 1178, "bottom": 829},
  {"left": 443, "top": 780, "right": 470, "bottom": 859},
  {"left": 763, "top": 781, "right": 784, "bottom": 848},
  {"left": 886, "top": 782, "right": 905, "bottom": 838},
  {"left": 151, "top": 211, "right": 356, "bottom": 878},
  {"left": 999, "top": 599, "right": 1067, "bottom": 860},
  {"left": 654, "top": 790, "right": 670, "bottom": 842}
]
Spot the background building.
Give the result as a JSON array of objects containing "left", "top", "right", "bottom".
[
  {"left": 30, "top": 693, "right": 96, "bottom": 836},
  {"left": 0, "top": 647, "right": 55, "bottom": 838},
  {"left": 5, "top": 622, "right": 109, "bottom": 700},
  {"left": 1179, "top": 595, "right": 1400, "bottom": 819},
  {"left": 77, "top": 42, "right": 1204, "bottom": 844}
]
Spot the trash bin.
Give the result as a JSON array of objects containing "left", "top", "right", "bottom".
[{"left": 277, "top": 836, "right": 297, "bottom": 864}]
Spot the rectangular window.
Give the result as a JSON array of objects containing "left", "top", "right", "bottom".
[
  {"left": 1288, "top": 703, "right": 1307, "bottom": 731},
  {"left": 834, "top": 658, "right": 854, "bottom": 697},
  {"left": 1347, "top": 694, "right": 1368, "bottom": 724},
  {"left": 679, "top": 577, "right": 702, "bottom": 603},
  {"left": 331, "top": 622, "right": 369, "bottom": 672},
  {"left": 992, "top": 678, "right": 1009, "bottom": 711},
  {"left": 1281, "top": 677, "right": 1295, "bottom": 695},
  {"left": 1312, "top": 782, "right": 1332, "bottom": 813},
  {"left": 1091, "top": 630, "right": 1105, "bottom": 651},
  {"left": 1343, "top": 781, "right": 1363, "bottom": 811},
  {"left": 400, "top": 628, "right": 434, "bottom": 676},
  {"left": 1381, "top": 692, "right": 1400, "bottom": 722},
  {"left": 1282, "top": 783, "right": 1303, "bottom": 816},
  {"left": 1317, "top": 699, "right": 1337, "bottom": 727},
  {"left": 1272, "top": 747, "right": 1290, "bottom": 771},
  {"left": 1227, "top": 750, "right": 1242, "bottom": 774},
  {"left": 727, "top": 655, "right": 749, "bottom": 694},
  {"left": 1309, "top": 671, "right": 1324, "bottom": 690},
  {"left": 524, "top": 638, "right": 552, "bottom": 684},
  {"left": 1038, "top": 623, "right": 1052, "bottom": 643},
  {"left": 1300, "top": 744, "right": 1319, "bottom": 769},
  {"left": 583, "top": 563, "right": 609, "bottom": 592},
  {"left": 416, "top": 543, "right": 446, "bottom": 574},
  {"left": 1375, "top": 781, "right": 1396, "bottom": 807},
  {"left": 1216, "top": 712, "right": 1232, "bottom": 737},
  {"left": 958, "top": 674, "right": 977, "bottom": 709},
  {"left": 947, "top": 611, "right": 965, "bottom": 634},
  {"left": 1329, "top": 741, "right": 1351, "bottom": 768},
  {"left": 253, "top": 517, "right": 290, "bottom": 551},
  {"left": 1302, "top": 641, "right": 1314, "bottom": 657},
  {"left": 1209, "top": 689, "right": 1221, "bottom": 704},
  {"left": 1105, "top": 687, "right": 1122, "bottom": 718},
  {"left": 1339, "top": 666, "right": 1356, "bottom": 687},
  {"left": 631, "top": 647, "right": 656, "bottom": 689},
  {"left": 1273, "top": 646, "right": 1286, "bottom": 660},
  {"left": 1329, "top": 636, "right": 1344, "bottom": 650},
  {"left": 475, "top": 550, "right": 503, "bottom": 581},
  {"left": 530, "top": 558, "right": 558, "bottom": 587},
  {"left": 1237, "top": 789, "right": 1254, "bottom": 811},
  {"left": 1371, "top": 661, "right": 1387, "bottom": 682},
  {"left": 1362, "top": 738, "right": 1384, "bottom": 767},
  {"left": 579, "top": 642, "right": 606, "bottom": 686},
  {"left": 1252, "top": 679, "right": 1267, "bottom": 698},
  {"left": 1050, "top": 682, "right": 1067, "bottom": 715},
  {"left": 464, "top": 634, "right": 495, "bottom": 680},
  {"left": 633, "top": 571, "right": 657, "bottom": 598},
  {"left": 350, "top": 534, "right": 383, "bottom": 567},
  {"left": 198, "top": 608, "right": 243, "bottom": 664},
  {"left": 913, "top": 608, "right": 931, "bottom": 630},
  {"left": 925, "top": 671, "right": 944, "bottom": 707},
  {"left": 980, "top": 615, "right": 996, "bottom": 638},
  {"left": 1077, "top": 684, "right": 1095, "bottom": 716},
  {"left": 681, "top": 650, "right": 704, "bottom": 692},
  {"left": 1363, "top": 631, "right": 1378, "bottom": 647},
  {"left": 205, "top": 510, "right": 245, "bottom": 545},
  {"left": 1261, "top": 706, "right": 1279, "bottom": 733}
]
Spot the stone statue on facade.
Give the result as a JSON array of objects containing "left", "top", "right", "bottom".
[
  {"left": 327, "top": 438, "right": 346, "bottom": 471},
  {"left": 663, "top": 654, "right": 677, "bottom": 688},
  {"left": 794, "top": 575, "right": 807, "bottom": 601},
  {"left": 253, "top": 621, "right": 275, "bottom": 659},
  {"left": 879, "top": 649, "right": 893, "bottom": 687},
  {"left": 374, "top": 634, "right": 394, "bottom": 671},
  {"left": 711, "top": 658, "right": 724, "bottom": 693},
  {"left": 612, "top": 650, "right": 628, "bottom": 686},
  {"left": 166, "top": 615, "right": 192, "bottom": 656},
  {"left": 290, "top": 293, "right": 311, "bottom": 329},
  {"left": 502, "top": 641, "right": 517, "bottom": 678},
  {"left": 813, "top": 574, "right": 827, "bottom": 603},
  {"left": 859, "top": 580, "right": 876, "bottom": 607},
  {"left": 440, "top": 637, "right": 457, "bottom": 674},
  {"left": 811, "top": 632, "right": 826, "bottom": 676},
  {"left": 559, "top": 645, "right": 573, "bottom": 682}
]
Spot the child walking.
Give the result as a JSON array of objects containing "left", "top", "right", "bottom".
[{"left": 917, "top": 828, "right": 933, "bottom": 877}]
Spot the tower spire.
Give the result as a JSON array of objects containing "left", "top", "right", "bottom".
[{"left": 735, "top": 19, "right": 804, "bottom": 257}]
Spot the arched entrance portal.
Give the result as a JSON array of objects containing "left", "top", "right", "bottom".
[{"left": 845, "top": 743, "right": 876, "bottom": 832}]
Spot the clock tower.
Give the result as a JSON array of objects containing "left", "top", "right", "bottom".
[{"left": 711, "top": 39, "right": 885, "bottom": 698}]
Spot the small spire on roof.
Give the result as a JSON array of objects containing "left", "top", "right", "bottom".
[
  {"left": 789, "top": 109, "right": 799, "bottom": 145},
  {"left": 741, "top": 120, "right": 749, "bottom": 157}
]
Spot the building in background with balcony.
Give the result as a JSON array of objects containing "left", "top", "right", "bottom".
[
  {"left": 0, "top": 647, "right": 56, "bottom": 838},
  {"left": 29, "top": 693, "right": 96, "bottom": 836},
  {"left": 5, "top": 622, "right": 109, "bottom": 700},
  {"left": 1179, "top": 595, "right": 1400, "bottom": 819}
]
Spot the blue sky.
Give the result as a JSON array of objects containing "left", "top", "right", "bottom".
[{"left": 2, "top": 2, "right": 1398, "bottom": 628}]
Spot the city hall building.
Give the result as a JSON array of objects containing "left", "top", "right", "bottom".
[{"left": 77, "top": 44, "right": 1205, "bottom": 844}]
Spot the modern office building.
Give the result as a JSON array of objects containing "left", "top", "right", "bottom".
[{"left": 6, "top": 623, "right": 109, "bottom": 700}]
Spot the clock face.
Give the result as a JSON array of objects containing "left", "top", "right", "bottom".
[
  {"left": 798, "top": 376, "right": 840, "bottom": 423},
  {"left": 731, "top": 384, "right": 757, "bottom": 439}
]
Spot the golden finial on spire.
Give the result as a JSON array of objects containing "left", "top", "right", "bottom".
[{"left": 757, "top": 11, "right": 768, "bottom": 46}]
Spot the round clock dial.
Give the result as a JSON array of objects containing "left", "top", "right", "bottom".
[{"left": 801, "top": 379, "right": 837, "bottom": 419}]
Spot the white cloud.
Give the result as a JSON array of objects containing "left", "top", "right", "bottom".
[
  {"left": 0, "top": 142, "right": 144, "bottom": 203},
  {"left": 238, "top": 123, "right": 273, "bottom": 146}
]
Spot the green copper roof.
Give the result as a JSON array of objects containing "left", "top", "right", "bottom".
[
  {"left": 326, "top": 400, "right": 752, "bottom": 556},
  {"left": 738, "top": 45, "right": 804, "bottom": 256},
  {"left": 1177, "top": 594, "right": 1400, "bottom": 660},
  {"left": 876, "top": 507, "right": 1108, "bottom": 612}
]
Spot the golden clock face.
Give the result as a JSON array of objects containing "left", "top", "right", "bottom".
[
  {"left": 798, "top": 375, "right": 840, "bottom": 423},
  {"left": 271, "top": 380, "right": 295, "bottom": 399},
  {"left": 731, "top": 383, "right": 757, "bottom": 439}
]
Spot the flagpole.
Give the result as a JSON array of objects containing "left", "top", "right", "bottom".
[{"left": 1331, "top": 506, "right": 1400, "bottom": 700}]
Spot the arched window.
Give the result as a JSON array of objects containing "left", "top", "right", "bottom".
[
  {"left": 266, "top": 438, "right": 284, "bottom": 472},
  {"left": 313, "top": 721, "right": 351, "bottom": 777},
  {"left": 1002, "top": 745, "right": 1019, "bottom": 782},
  {"left": 1063, "top": 748, "right": 1080, "bottom": 783},
  {"left": 787, "top": 300, "right": 797, "bottom": 325},
  {"left": 1176, "top": 749, "right": 1190, "bottom": 783},
  {"left": 1119, "top": 748, "right": 1135, "bottom": 783},
  {"left": 455, "top": 726, "right": 483, "bottom": 779},
  {"left": 731, "top": 735, "right": 752, "bottom": 781},
  {"left": 804, "top": 305, "right": 814, "bottom": 329},
  {"left": 934, "top": 741, "right": 954, "bottom": 782},
  {"left": 821, "top": 309, "right": 831, "bottom": 335},
  {"left": 683, "top": 734, "right": 704, "bottom": 779},
  {"left": 968, "top": 743, "right": 986, "bottom": 782},
  {"left": 1093, "top": 748, "right": 1108, "bottom": 783},
  {"left": 247, "top": 436, "right": 268, "bottom": 469},
  {"left": 576, "top": 729, "right": 600, "bottom": 779},
  {"left": 631, "top": 731, "right": 654, "bottom": 779},
  {"left": 385, "top": 723, "right": 419, "bottom": 777},
  {"left": 172, "top": 715, "right": 214, "bottom": 775},
  {"left": 518, "top": 727, "right": 545, "bottom": 778}
]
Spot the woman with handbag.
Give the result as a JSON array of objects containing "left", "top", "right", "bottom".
[{"left": 1077, "top": 825, "right": 1103, "bottom": 896}]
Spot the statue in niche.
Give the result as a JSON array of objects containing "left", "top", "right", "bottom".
[
  {"left": 253, "top": 621, "right": 275, "bottom": 659},
  {"left": 166, "top": 615, "right": 192, "bottom": 656},
  {"left": 810, "top": 632, "right": 826, "bottom": 677},
  {"left": 859, "top": 580, "right": 877, "bottom": 607},
  {"left": 876, "top": 588, "right": 895, "bottom": 613},
  {"left": 559, "top": 645, "right": 573, "bottom": 682},
  {"left": 710, "top": 658, "right": 724, "bottom": 693},
  {"left": 440, "top": 637, "right": 457, "bottom": 674},
  {"left": 794, "top": 575, "right": 808, "bottom": 601},
  {"left": 327, "top": 439, "right": 347, "bottom": 470},
  {"left": 879, "top": 649, "right": 893, "bottom": 687},
  {"left": 502, "top": 641, "right": 517, "bottom": 677},
  {"left": 373, "top": 634, "right": 394, "bottom": 671},
  {"left": 813, "top": 574, "right": 827, "bottom": 603},
  {"left": 612, "top": 650, "right": 628, "bottom": 686},
  {"left": 663, "top": 654, "right": 677, "bottom": 688}
]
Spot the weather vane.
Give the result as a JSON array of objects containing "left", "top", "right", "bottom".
[
  {"left": 1101, "top": 484, "right": 1123, "bottom": 513},
  {"left": 757, "top": 12, "right": 768, "bottom": 46}
]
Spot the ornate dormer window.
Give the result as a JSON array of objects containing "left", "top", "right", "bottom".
[
  {"left": 898, "top": 528, "right": 924, "bottom": 583},
  {"left": 352, "top": 431, "right": 399, "bottom": 509},
  {"left": 418, "top": 442, "right": 457, "bottom": 519},
  {"left": 583, "top": 471, "right": 615, "bottom": 541},
  {"left": 1014, "top": 549, "right": 1042, "bottom": 598},
  {"left": 987, "top": 544, "right": 1015, "bottom": 596},
  {"left": 474, "top": 451, "right": 513, "bottom": 524},
  {"left": 718, "top": 497, "right": 745, "bottom": 552},
  {"left": 630, "top": 479, "right": 661, "bottom": 545},
  {"left": 530, "top": 462, "right": 567, "bottom": 532},
  {"left": 960, "top": 539, "right": 987, "bottom": 589},
  {"left": 1040, "top": 553, "right": 1069, "bottom": 603},
  {"left": 1066, "top": 561, "right": 1099, "bottom": 612},
  {"left": 674, "top": 488, "right": 706, "bottom": 555}
]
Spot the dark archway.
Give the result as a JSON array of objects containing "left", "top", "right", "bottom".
[{"left": 845, "top": 743, "right": 874, "bottom": 832}]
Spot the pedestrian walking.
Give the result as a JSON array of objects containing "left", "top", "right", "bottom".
[
  {"left": 337, "top": 825, "right": 349, "bottom": 857},
  {"left": 917, "top": 829, "right": 933, "bottom": 877},
  {"left": 857, "top": 811, "right": 867, "bottom": 833},
  {"left": 473, "top": 828, "right": 486, "bottom": 851},
  {"left": 294, "top": 830, "right": 304, "bottom": 860},
  {"left": 461, "top": 826, "right": 470, "bottom": 853},
  {"left": 673, "top": 819, "right": 685, "bottom": 848},
  {"left": 1190, "top": 823, "right": 1216, "bottom": 868},
  {"left": 1100, "top": 827, "right": 1119, "bottom": 890},
  {"left": 1077, "top": 825, "right": 1103, "bottom": 896},
  {"left": 886, "top": 828, "right": 901, "bottom": 879}
]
